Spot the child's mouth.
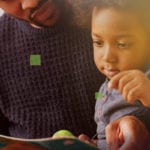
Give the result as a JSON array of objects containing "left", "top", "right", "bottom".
[{"left": 104, "top": 68, "right": 120, "bottom": 78}]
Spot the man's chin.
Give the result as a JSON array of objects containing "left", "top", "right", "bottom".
[
  {"left": 29, "top": 20, "right": 48, "bottom": 28},
  {"left": 28, "top": 17, "right": 60, "bottom": 28},
  {"left": 17, "top": 17, "right": 51, "bottom": 28},
  {"left": 30, "top": 23, "right": 43, "bottom": 29}
]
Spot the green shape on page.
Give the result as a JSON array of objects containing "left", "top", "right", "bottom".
[{"left": 95, "top": 92, "right": 103, "bottom": 100}]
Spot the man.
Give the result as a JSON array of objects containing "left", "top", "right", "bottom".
[{"left": 0, "top": 0, "right": 103, "bottom": 138}]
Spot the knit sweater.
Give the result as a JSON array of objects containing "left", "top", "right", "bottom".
[{"left": 0, "top": 13, "right": 104, "bottom": 138}]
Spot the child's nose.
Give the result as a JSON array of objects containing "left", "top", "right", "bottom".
[
  {"left": 102, "top": 47, "right": 117, "bottom": 63},
  {"left": 21, "top": 0, "right": 39, "bottom": 10}
]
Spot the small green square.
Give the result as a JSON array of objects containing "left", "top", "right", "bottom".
[
  {"left": 95, "top": 92, "right": 103, "bottom": 100},
  {"left": 30, "top": 54, "right": 41, "bottom": 66}
]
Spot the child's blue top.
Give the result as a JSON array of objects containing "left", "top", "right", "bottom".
[{"left": 95, "top": 69, "right": 150, "bottom": 150}]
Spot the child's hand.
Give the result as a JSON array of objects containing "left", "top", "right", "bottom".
[
  {"left": 78, "top": 134, "right": 97, "bottom": 146},
  {"left": 108, "top": 70, "right": 150, "bottom": 106}
]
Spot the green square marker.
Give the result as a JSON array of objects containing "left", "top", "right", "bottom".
[
  {"left": 95, "top": 92, "right": 103, "bottom": 100},
  {"left": 30, "top": 54, "right": 41, "bottom": 66}
]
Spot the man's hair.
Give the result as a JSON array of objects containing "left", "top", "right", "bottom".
[{"left": 71, "top": 0, "right": 150, "bottom": 33}]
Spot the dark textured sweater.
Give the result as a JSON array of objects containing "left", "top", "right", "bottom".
[{"left": 0, "top": 13, "right": 105, "bottom": 138}]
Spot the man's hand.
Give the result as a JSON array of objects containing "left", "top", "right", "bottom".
[
  {"left": 1, "top": 142, "right": 46, "bottom": 150},
  {"left": 108, "top": 70, "right": 150, "bottom": 106},
  {"left": 106, "top": 116, "right": 150, "bottom": 150}
]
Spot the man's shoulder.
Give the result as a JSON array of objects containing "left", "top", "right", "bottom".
[
  {"left": 0, "top": 13, "right": 10, "bottom": 23},
  {"left": 0, "top": 13, "right": 16, "bottom": 30}
]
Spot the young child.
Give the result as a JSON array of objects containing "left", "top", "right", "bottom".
[{"left": 73, "top": 0, "right": 150, "bottom": 149}]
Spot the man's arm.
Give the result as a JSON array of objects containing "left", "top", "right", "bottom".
[
  {"left": 1, "top": 142, "right": 46, "bottom": 150},
  {"left": 106, "top": 115, "right": 150, "bottom": 150},
  {"left": 0, "top": 110, "right": 9, "bottom": 135}
]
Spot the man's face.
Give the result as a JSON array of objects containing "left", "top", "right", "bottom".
[{"left": 0, "top": 0, "right": 67, "bottom": 27}]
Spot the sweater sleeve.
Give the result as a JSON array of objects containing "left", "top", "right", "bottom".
[
  {"left": 129, "top": 106, "right": 150, "bottom": 132},
  {"left": 0, "top": 109, "right": 9, "bottom": 135},
  {"left": 0, "top": 92, "right": 9, "bottom": 135}
]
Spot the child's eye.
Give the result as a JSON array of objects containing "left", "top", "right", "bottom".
[
  {"left": 93, "top": 40, "right": 104, "bottom": 47},
  {"left": 117, "top": 42, "right": 130, "bottom": 49}
]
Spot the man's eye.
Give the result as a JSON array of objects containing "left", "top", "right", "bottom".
[
  {"left": 93, "top": 40, "right": 104, "bottom": 47},
  {"left": 117, "top": 42, "right": 130, "bottom": 49}
]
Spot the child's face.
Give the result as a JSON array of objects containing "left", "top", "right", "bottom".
[{"left": 92, "top": 7, "right": 149, "bottom": 79}]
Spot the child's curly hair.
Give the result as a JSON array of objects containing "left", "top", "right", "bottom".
[
  {"left": 70, "top": 0, "right": 95, "bottom": 29},
  {"left": 71, "top": 0, "right": 150, "bottom": 33}
]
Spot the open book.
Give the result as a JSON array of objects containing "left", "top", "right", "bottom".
[{"left": 0, "top": 134, "right": 98, "bottom": 150}]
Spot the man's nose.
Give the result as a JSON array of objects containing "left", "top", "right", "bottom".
[
  {"left": 21, "top": 0, "right": 39, "bottom": 10},
  {"left": 102, "top": 46, "right": 117, "bottom": 63}
]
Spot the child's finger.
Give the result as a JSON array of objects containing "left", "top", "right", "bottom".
[
  {"left": 126, "top": 84, "right": 141, "bottom": 103},
  {"left": 108, "top": 71, "right": 128, "bottom": 89},
  {"left": 78, "top": 134, "right": 91, "bottom": 143},
  {"left": 121, "top": 79, "right": 138, "bottom": 101},
  {"left": 117, "top": 74, "right": 134, "bottom": 93}
]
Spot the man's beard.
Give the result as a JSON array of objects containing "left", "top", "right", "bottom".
[
  {"left": 29, "top": 0, "right": 64, "bottom": 28},
  {"left": 28, "top": 0, "right": 51, "bottom": 27},
  {"left": 15, "top": 0, "right": 68, "bottom": 28}
]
